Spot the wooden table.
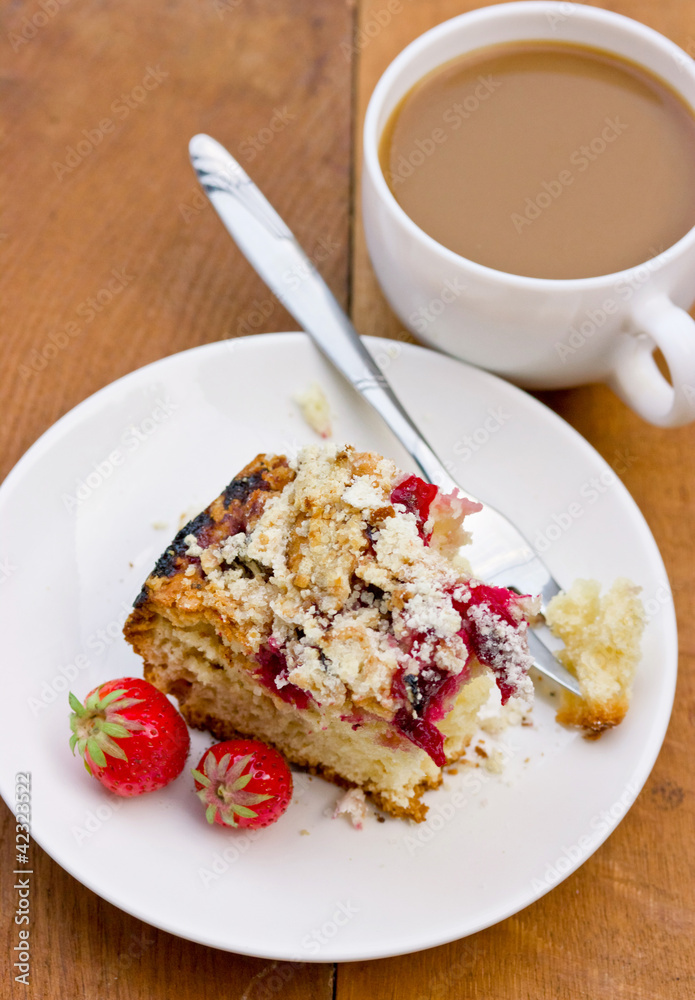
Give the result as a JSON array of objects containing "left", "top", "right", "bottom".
[{"left": 1, "top": 1, "right": 693, "bottom": 996}]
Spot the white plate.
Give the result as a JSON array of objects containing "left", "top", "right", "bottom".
[{"left": 0, "top": 334, "right": 676, "bottom": 962}]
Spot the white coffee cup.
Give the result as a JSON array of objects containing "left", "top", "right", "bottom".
[{"left": 362, "top": 1, "right": 695, "bottom": 427}]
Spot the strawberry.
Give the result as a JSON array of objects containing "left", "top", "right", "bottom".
[
  {"left": 69, "top": 677, "right": 190, "bottom": 796},
  {"left": 192, "top": 739, "right": 293, "bottom": 829}
]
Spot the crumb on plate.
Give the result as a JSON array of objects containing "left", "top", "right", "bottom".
[{"left": 294, "top": 381, "right": 332, "bottom": 438}]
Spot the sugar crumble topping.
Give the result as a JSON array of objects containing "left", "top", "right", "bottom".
[
  {"left": 178, "top": 445, "right": 534, "bottom": 734},
  {"left": 467, "top": 600, "right": 534, "bottom": 703}
]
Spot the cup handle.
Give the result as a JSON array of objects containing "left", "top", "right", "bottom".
[{"left": 608, "top": 293, "right": 695, "bottom": 427}]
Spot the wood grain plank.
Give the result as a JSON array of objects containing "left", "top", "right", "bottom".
[
  {"left": 0, "top": 0, "right": 352, "bottom": 480},
  {"left": 0, "top": 0, "right": 351, "bottom": 996},
  {"left": 345, "top": 1, "right": 695, "bottom": 998}
]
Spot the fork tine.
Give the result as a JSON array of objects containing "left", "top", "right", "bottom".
[{"left": 527, "top": 631, "right": 582, "bottom": 696}]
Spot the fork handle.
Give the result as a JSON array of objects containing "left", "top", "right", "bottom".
[{"left": 189, "top": 134, "right": 462, "bottom": 495}]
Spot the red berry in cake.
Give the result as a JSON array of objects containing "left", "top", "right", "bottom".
[
  {"left": 68, "top": 677, "right": 190, "bottom": 796},
  {"left": 192, "top": 739, "right": 293, "bottom": 829},
  {"left": 390, "top": 475, "right": 438, "bottom": 540}
]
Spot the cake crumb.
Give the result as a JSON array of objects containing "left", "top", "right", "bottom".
[
  {"left": 294, "top": 382, "right": 332, "bottom": 438},
  {"left": 546, "top": 578, "right": 645, "bottom": 736},
  {"left": 299, "top": 829, "right": 310, "bottom": 836},
  {"left": 481, "top": 746, "right": 506, "bottom": 774},
  {"left": 333, "top": 787, "right": 368, "bottom": 829}
]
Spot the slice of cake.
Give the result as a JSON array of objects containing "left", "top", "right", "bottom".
[{"left": 124, "top": 445, "right": 537, "bottom": 821}]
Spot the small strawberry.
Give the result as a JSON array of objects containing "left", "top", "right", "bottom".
[
  {"left": 192, "top": 739, "right": 293, "bottom": 829},
  {"left": 69, "top": 677, "right": 190, "bottom": 796}
]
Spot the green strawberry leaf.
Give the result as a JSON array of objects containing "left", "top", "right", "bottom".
[
  {"left": 191, "top": 769, "right": 211, "bottom": 787},
  {"left": 85, "top": 688, "right": 108, "bottom": 713},
  {"left": 234, "top": 790, "right": 271, "bottom": 806},
  {"left": 68, "top": 692, "right": 86, "bottom": 716},
  {"left": 97, "top": 688, "right": 128, "bottom": 709},
  {"left": 98, "top": 735, "right": 128, "bottom": 761},
  {"left": 205, "top": 804, "right": 219, "bottom": 825},
  {"left": 230, "top": 804, "right": 258, "bottom": 818},
  {"left": 106, "top": 697, "right": 143, "bottom": 715},
  {"left": 203, "top": 751, "right": 220, "bottom": 781},
  {"left": 96, "top": 720, "right": 132, "bottom": 740},
  {"left": 86, "top": 738, "right": 107, "bottom": 768},
  {"left": 231, "top": 772, "right": 253, "bottom": 791},
  {"left": 222, "top": 753, "right": 253, "bottom": 787},
  {"left": 69, "top": 733, "right": 78, "bottom": 754}
]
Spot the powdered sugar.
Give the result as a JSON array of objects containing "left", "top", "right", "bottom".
[{"left": 342, "top": 476, "right": 387, "bottom": 512}]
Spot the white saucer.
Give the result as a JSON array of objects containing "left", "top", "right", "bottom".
[{"left": 0, "top": 333, "right": 676, "bottom": 961}]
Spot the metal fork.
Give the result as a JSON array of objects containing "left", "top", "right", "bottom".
[{"left": 189, "top": 133, "right": 581, "bottom": 696}]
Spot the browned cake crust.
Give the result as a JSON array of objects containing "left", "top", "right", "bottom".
[{"left": 126, "top": 453, "right": 295, "bottom": 651}]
